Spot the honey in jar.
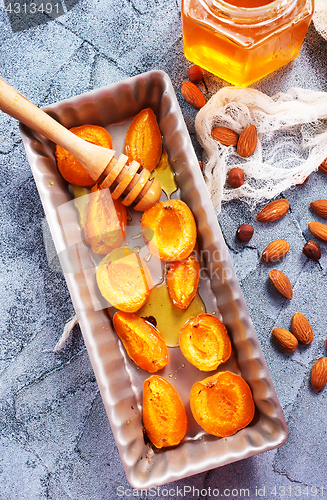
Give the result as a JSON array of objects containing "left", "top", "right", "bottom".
[{"left": 181, "top": 0, "right": 314, "bottom": 86}]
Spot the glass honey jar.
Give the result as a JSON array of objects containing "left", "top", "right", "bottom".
[{"left": 181, "top": 0, "right": 314, "bottom": 86}]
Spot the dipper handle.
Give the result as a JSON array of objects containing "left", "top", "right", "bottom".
[{"left": 0, "top": 78, "right": 161, "bottom": 210}]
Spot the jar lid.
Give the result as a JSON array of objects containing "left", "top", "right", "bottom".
[{"left": 202, "top": 0, "right": 296, "bottom": 23}]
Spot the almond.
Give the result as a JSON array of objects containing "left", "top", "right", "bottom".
[
  {"left": 262, "top": 239, "right": 290, "bottom": 263},
  {"left": 302, "top": 240, "right": 321, "bottom": 260},
  {"left": 272, "top": 328, "right": 298, "bottom": 353},
  {"left": 237, "top": 124, "right": 257, "bottom": 158},
  {"left": 310, "top": 200, "right": 327, "bottom": 219},
  {"left": 310, "top": 357, "right": 327, "bottom": 391},
  {"left": 211, "top": 126, "right": 238, "bottom": 146},
  {"left": 180, "top": 81, "right": 205, "bottom": 109},
  {"left": 256, "top": 199, "right": 289, "bottom": 223},
  {"left": 308, "top": 221, "right": 327, "bottom": 242},
  {"left": 187, "top": 65, "right": 204, "bottom": 84},
  {"left": 268, "top": 269, "right": 293, "bottom": 300},
  {"left": 236, "top": 224, "right": 254, "bottom": 242},
  {"left": 296, "top": 175, "right": 309, "bottom": 186},
  {"left": 318, "top": 158, "right": 327, "bottom": 174},
  {"left": 291, "top": 312, "right": 313, "bottom": 345},
  {"left": 228, "top": 167, "right": 244, "bottom": 188}
]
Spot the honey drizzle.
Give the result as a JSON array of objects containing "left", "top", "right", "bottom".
[
  {"left": 136, "top": 281, "right": 205, "bottom": 347},
  {"left": 70, "top": 184, "right": 91, "bottom": 229},
  {"left": 151, "top": 149, "right": 177, "bottom": 199}
]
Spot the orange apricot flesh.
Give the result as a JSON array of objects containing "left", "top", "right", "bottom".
[
  {"left": 141, "top": 199, "right": 197, "bottom": 261},
  {"left": 85, "top": 185, "right": 126, "bottom": 255},
  {"left": 124, "top": 108, "right": 162, "bottom": 172},
  {"left": 167, "top": 255, "right": 200, "bottom": 309},
  {"left": 113, "top": 311, "right": 168, "bottom": 373},
  {"left": 96, "top": 248, "right": 152, "bottom": 312},
  {"left": 143, "top": 375, "right": 187, "bottom": 448},
  {"left": 56, "top": 124, "right": 113, "bottom": 186},
  {"left": 179, "top": 314, "right": 231, "bottom": 371},
  {"left": 190, "top": 371, "right": 255, "bottom": 437}
]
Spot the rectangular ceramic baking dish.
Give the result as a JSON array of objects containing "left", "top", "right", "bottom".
[{"left": 19, "top": 70, "right": 288, "bottom": 489}]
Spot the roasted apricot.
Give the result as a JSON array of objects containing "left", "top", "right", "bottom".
[
  {"left": 190, "top": 371, "right": 255, "bottom": 437},
  {"left": 167, "top": 255, "right": 200, "bottom": 309},
  {"left": 143, "top": 375, "right": 187, "bottom": 448},
  {"left": 96, "top": 247, "right": 152, "bottom": 312},
  {"left": 56, "top": 124, "right": 113, "bottom": 186},
  {"left": 113, "top": 311, "right": 168, "bottom": 372},
  {"left": 85, "top": 185, "right": 126, "bottom": 255},
  {"left": 124, "top": 108, "right": 162, "bottom": 172},
  {"left": 141, "top": 199, "right": 197, "bottom": 261},
  {"left": 179, "top": 314, "right": 231, "bottom": 371}
]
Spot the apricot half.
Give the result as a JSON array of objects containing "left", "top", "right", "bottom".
[
  {"left": 143, "top": 375, "right": 187, "bottom": 448},
  {"left": 167, "top": 255, "right": 200, "bottom": 309},
  {"left": 190, "top": 371, "right": 255, "bottom": 437},
  {"left": 113, "top": 311, "right": 168, "bottom": 372},
  {"left": 141, "top": 199, "right": 197, "bottom": 261},
  {"left": 56, "top": 124, "right": 113, "bottom": 186},
  {"left": 179, "top": 314, "right": 231, "bottom": 371},
  {"left": 96, "top": 247, "right": 152, "bottom": 312},
  {"left": 124, "top": 108, "right": 162, "bottom": 172},
  {"left": 85, "top": 186, "right": 126, "bottom": 255}
]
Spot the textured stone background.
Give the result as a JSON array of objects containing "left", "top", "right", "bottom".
[{"left": 0, "top": 1, "right": 327, "bottom": 499}]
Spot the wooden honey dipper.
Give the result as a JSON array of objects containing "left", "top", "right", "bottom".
[{"left": 0, "top": 78, "right": 162, "bottom": 211}]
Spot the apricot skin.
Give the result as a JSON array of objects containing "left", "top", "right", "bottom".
[
  {"left": 96, "top": 248, "right": 152, "bottom": 313},
  {"left": 141, "top": 199, "right": 197, "bottom": 261},
  {"left": 143, "top": 375, "right": 187, "bottom": 448},
  {"left": 113, "top": 311, "right": 168, "bottom": 372},
  {"left": 85, "top": 186, "right": 126, "bottom": 255},
  {"left": 56, "top": 124, "right": 113, "bottom": 186},
  {"left": 190, "top": 371, "right": 255, "bottom": 437},
  {"left": 179, "top": 314, "right": 231, "bottom": 371},
  {"left": 167, "top": 255, "right": 200, "bottom": 309}
]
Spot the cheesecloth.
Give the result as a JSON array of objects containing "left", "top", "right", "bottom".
[
  {"left": 195, "top": 87, "right": 327, "bottom": 213},
  {"left": 313, "top": 0, "right": 327, "bottom": 41}
]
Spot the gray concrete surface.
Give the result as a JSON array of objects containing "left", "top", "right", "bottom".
[{"left": 0, "top": 1, "right": 327, "bottom": 499}]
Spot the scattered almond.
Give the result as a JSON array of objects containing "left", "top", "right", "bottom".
[
  {"left": 237, "top": 124, "right": 257, "bottom": 158},
  {"left": 291, "top": 312, "right": 313, "bottom": 345},
  {"left": 268, "top": 269, "right": 293, "bottom": 300},
  {"left": 187, "top": 65, "right": 204, "bottom": 84},
  {"left": 262, "top": 239, "right": 290, "bottom": 263},
  {"left": 256, "top": 199, "right": 289, "bottom": 223},
  {"left": 310, "top": 357, "right": 327, "bottom": 391},
  {"left": 303, "top": 240, "right": 321, "bottom": 260},
  {"left": 272, "top": 328, "right": 298, "bottom": 353},
  {"left": 228, "top": 167, "right": 244, "bottom": 188},
  {"left": 310, "top": 200, "right": 327, "bottom": 219},
  {"left": 211, "top": 126, "right": 238, "bottom": 146},
  {"left": 180, "top": 80, "right": 205, "bottom": 109},
  {"left": 296, "top": 175, "right": 309, "bottom": 186},
  {"left": 236, "top": 224, "right": 254, "bottom": 242},
  {"left": 318, "top": 158, "right": 327, "bottom": 174},
  {"left": 308, "top": 221, "right": 327, "bottom": 242}
]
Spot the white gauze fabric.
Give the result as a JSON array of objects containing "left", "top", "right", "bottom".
[
  {"left": 313, "top": 0, "right": 327, "bottom": 41},
  {"left": 195, "top": 87, "right": 327, "bottom": 213}
]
